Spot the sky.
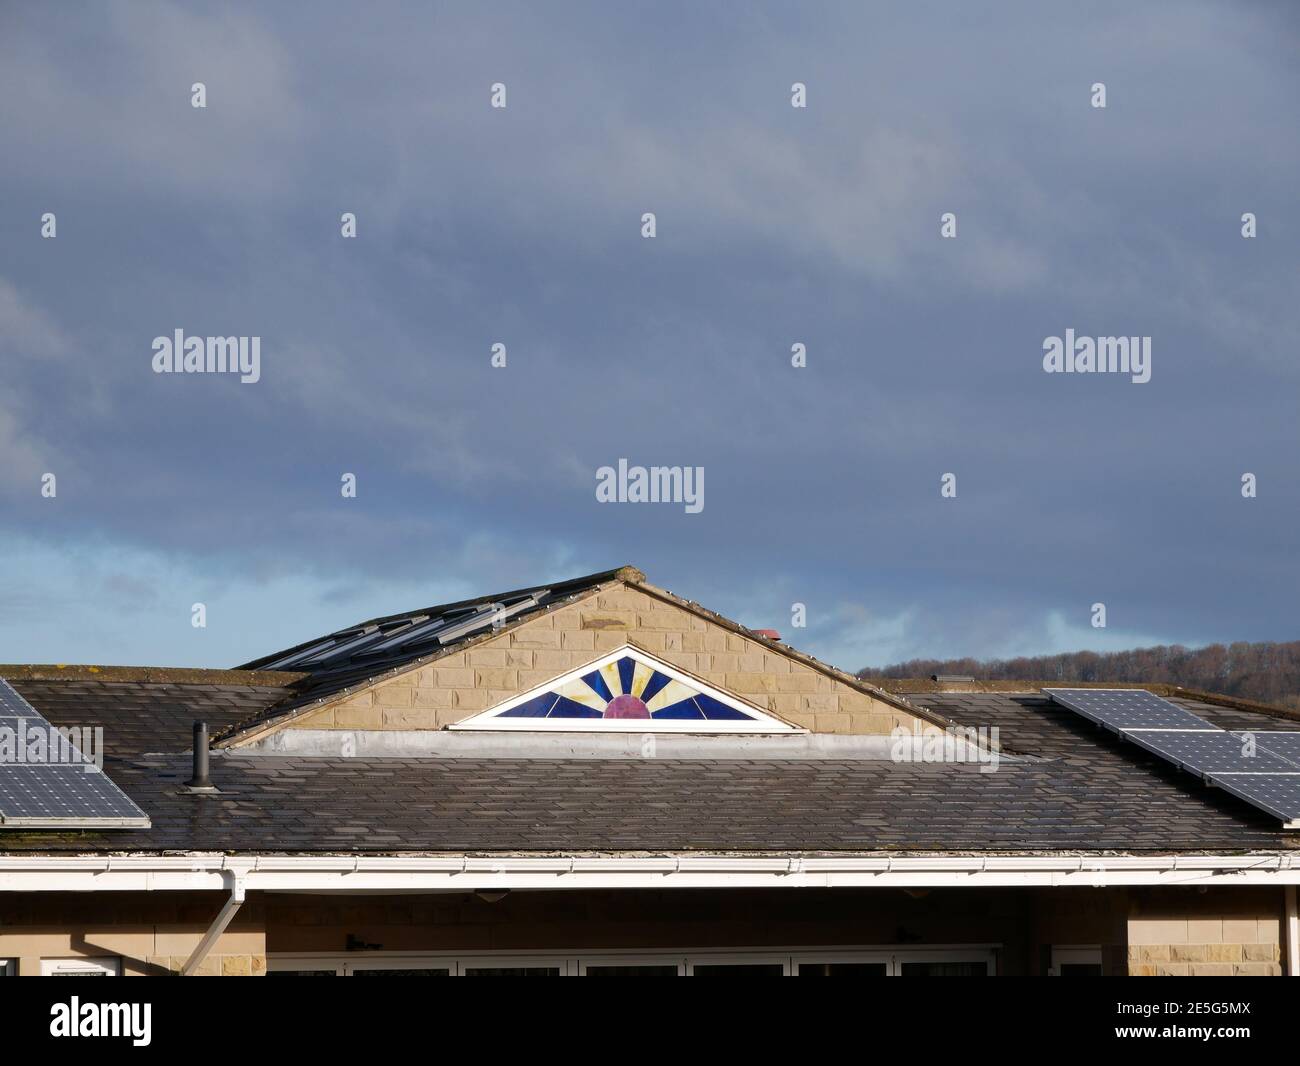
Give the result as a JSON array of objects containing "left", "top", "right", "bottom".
[{"left": 0, "top": 1, "right": 1297, "bottom": 674}]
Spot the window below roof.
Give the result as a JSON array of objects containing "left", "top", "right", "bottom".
[
  {"left": 1049, "top": 945, "right": 1103, "bottom": 976},
  {"left": 268, "top": 947, "right": 997, "bottom": 976},
  {"left": 40, "top": 956, "right": 120, "bottom": 977}
]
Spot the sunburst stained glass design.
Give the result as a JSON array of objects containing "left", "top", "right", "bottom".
[{"left": 499, "top": 653, "right": 755, "bottom": 721}]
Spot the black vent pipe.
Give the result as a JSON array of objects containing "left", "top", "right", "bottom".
[{"left": 186, "top": 721, "right": 212, "bottom": 789}]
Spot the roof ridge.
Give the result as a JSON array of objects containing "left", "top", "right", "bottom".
[{"left": 0, "top": 665, "right": 303, "bottom": 687}]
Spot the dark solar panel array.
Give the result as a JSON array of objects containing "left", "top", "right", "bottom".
[
  {"left": 0, "top": 683, "right": 42, "bottom": 718},
  {"left": 1042, "top": 688, "right": 1210, "bottom": 730},
  {"left": 1045, "top": 688, "right": 1300, "bottom": 827},
  {"left": 1244, "top": 733, "right": 1300, "bottom": 764},
  {"left": 0, "top": 679, "right": 150, "bottom": 829},
  {"left": 0, "top": 765, "right": 151, "bottom": 823},
  {"left": 257, "top": 591, "right": 551, "bottom": 671},
  {"left": 1210, "top": 776, "right": 1300, "bottom": 825},
  {"left": 229, "top": 569, "right": 632, "bottom": 723},
  {"left": 1123, "top": 729, "right": 1299, "bottom": 774}
]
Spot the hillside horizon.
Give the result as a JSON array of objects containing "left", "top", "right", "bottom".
[{"left": 857, "top": 640, "right": 1300, "bottom": 712}]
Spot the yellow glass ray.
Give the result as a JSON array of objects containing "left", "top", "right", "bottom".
[
  {"left": 643, "top": 678, "right": 698, "bottom": 714},
  {"left": 629, "top": 660, "right": 654, "bottom": 699},
  {"left": 600, "top": 661, "right": 625, "bottom": 698},
  {"left": 556, "top": 677, "right": 608, "bottom": 711}
]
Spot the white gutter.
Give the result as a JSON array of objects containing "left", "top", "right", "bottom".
[
  {"left": 0, "top": 852, "right": 1298, "bottom": 892},
  {"left": 247, "top": 728, "right": 950, "bottom": 761},
  {"left": 180, "top": 873, "right": 245, "bottom": 977}
]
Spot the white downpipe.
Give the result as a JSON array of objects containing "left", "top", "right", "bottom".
[
  {"left": 180, "top": 874, "right": 245, "bottom": 976},
  {"left": 1287, "top": 885, "right": 1299, "bottom": 977}
]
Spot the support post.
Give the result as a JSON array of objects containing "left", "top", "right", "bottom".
[
  {"left": 1287, "top": 885, "right": 1298, "bottom": 977},
  {"left": 180, "top": 875, "right": 246, "bottom": 976}
]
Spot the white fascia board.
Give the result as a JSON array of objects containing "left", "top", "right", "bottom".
[{"left": 2, "top": 852, "right": 1300, "bottom": 892}]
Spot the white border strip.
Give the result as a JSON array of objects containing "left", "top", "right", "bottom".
[{"left": 1, "top": 852, "right": 1299, "bottom": 891}]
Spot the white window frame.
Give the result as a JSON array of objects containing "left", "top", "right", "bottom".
[
  {"left": 577, "top": 956, "right": 686, "bottom": 976},
  {"left": 684, "top": 953, "right": 789, "bottom": 976},
  {"left": 1048, "top": 945, "right": 1103, "bottom": 976},
  {"left": 456, "top": 955, "right": 572, "bottom": 977},
  {"left": 343, "top": 958, "right": 454, "bottom": 977},
  {"left": 40, "top": 956, "right": 121, "bottom": 976},
  {"left": 266, "top": 961, "right": 345, "bottom": 976},
  {"left": 791, "top": 951, "right": 894, "bottom": 975},
  {"left": 269, "top": 945, "right": 997, "bottom": 976},
  {"left": 450, "top": 644, "right": 802, "bottom": 733},
  {"left": 0, "top": 958, "right": 15, "bottom": 976},
  {"left": 893, "top": 949, "right": 996, "bottom": 976}
]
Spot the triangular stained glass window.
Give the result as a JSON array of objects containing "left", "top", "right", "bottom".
[{"left": 451, "top": 646, "right": 800, "bottom": 732}]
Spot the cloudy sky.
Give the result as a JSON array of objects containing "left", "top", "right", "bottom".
[{"left": 1, "top": 1, "right": 1297, "bottom": 673}]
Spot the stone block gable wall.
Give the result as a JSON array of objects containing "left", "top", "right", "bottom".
[{"left": 281, "top": 583, "right": 926, "bottom": 736}]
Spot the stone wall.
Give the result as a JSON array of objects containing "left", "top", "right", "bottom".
[
  {"left": 0, "top": 891, "right": 266, "bottom": 976},
  {"left": 1127, "top": 886, "right": 1283, "bottom": 976},
  {"left": 280, "top": 582, "right": 923, "bottom": 736}
]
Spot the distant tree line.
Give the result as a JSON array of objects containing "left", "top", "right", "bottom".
[{"left": 857, "top": 642, "right": 1300, "bottom": 711}]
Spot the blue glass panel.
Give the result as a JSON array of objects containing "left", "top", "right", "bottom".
[
  {"left": 616, "top": 656, "right": 636, "bottom": 696},
  {"left": 547, "top": 696, "right": 603, "bottom": 718},
  {"left": 638, "top": 671, "right": 672, "bottom": 704},
  {"left": 651, "top": 699, "right": 706, "bottom": 719},
  {"left": 499, "top": 693, "right": 560, "bottom": 718},
  {"left": 693, "top": 694, "right": 754, "bottom": 720},
  {"left": 581, "top": 670, "right": 614, "bottom": 703}
]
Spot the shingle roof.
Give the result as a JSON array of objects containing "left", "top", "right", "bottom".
[
  {"left": 12, "top": 677, "right": 294, "bottom": 758},
  {"left": 3, "top": 679, "right": 1300, "bottom": 857},
  {"left": 2, "top": 749, "right": 1297, "bottom": 855},
  {"left": 913, "top": 691, "right": 1290, "bottom": 760}
]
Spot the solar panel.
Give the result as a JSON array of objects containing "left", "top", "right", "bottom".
[
  {"left": 1044, "top": 688, "right": 1300, "bottom": 827},
  {"left": 427, "top": 592, "right": 552, "bottom": 648},
  {"left": 299, "top": 625, "right": 381, "bottom": 665},
  {"left": 1241, "top": 732, "right": 1300, "bottom": 765},
  {"left": 0, "top": 686, "right": 41, "bottom": 718},
  {"left": 260, "top": 637, "right": 341, "bottom": 670},
  {"left": 1122, "top": 729, "right": 1300, "bottom": 775},
  {"left": 434, "top": 602, "right": 509, "bottom": 645},
  {"left": 0, "top": 765, "right": 151, "bottom": 825},
  {"left": 256, "top": 588, "right": 561, "bottom": 675},
  {"left": 0, "top": 679, "right": 150, "bottom": 829},
  {"left": 1043, "top": 688, "right": 1210, "bottom": 730},
  {"left": 1207, "top": 774, "right": 1300, "bottom": 828},
  {"left": 362, "top": 615, "right": 451, "bottom": 654}
]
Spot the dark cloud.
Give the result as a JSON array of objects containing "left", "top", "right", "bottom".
[{"left": 1, "top": 1, "right": 1297, "bottom": 670}]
